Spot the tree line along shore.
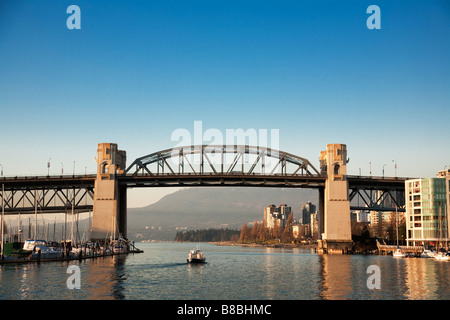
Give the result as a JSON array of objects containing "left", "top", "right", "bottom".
[{"left": 175, "top": 225, "right": 378, "bottom": 253}]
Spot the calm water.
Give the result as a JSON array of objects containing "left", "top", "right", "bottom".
[{"left": 1, "top": 242, "right": 449, "bottom": 300}]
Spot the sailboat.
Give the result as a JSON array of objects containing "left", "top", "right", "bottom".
[
  {"left": 434, "top": 203, "right": 449, "bottom": 261},
  {"left": 393, "top": 206, "right": 406, "bottom": 258},
  {"left": 24, "top": 239, "right": 63, "bottom": 260}
]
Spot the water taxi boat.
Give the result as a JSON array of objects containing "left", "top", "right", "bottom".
[{"left": 187, "top": 248, "right": 206, "bottom": 263}]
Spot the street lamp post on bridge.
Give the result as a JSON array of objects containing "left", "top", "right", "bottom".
[
  {"left": 47, "top": 158, "right": 52, "bottom": 176},
  {"left": 393, "top": 160, "right": 397, "bottom": 178}
]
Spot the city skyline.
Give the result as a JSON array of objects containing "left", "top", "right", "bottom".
[{"left": 1, "top": 0, "right": 449, "bottom": 207}]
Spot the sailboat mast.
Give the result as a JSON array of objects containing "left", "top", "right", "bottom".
[
  {"left": 34, "top": 189, "right": 38, "bottom": 240},
  {"left": 1, "top": 184, "right": 4, "bottom": 258},
  {"left": 53, "top": 217, "right": 56, "bottom": 242},
  {"left": 396, "top": 206, "right": 399, "bottom": 247},
  {"left": 71, "top": 187, "right": 75, "bottom": 247},
  {"left": 446, "top": 202, "right": 448, "bottom": 250},
  {"left": 439, "top": 202, "right": 442, "bottom": 250},
  {"left": 18, "top": 211, "right": 21, "bottom": 243}
]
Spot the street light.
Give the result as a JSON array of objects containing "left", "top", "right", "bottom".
[
  {"left": 382, "top": 164, "right": 387, "bottom": 178},
  {"left": 47, "top": 158, "right": 52, "bottom": 176},
  {"left": 61, "top": 162, "right": 64, "bottom": 175},
  {"left": 0, "top": 164, "right": 3, "bottom": 177},
  {"left": 369, "top": 162, "right": 372, "bottom": 177},
  {"left": 392, "top": 160, "right": 397, "bottom": 178}
]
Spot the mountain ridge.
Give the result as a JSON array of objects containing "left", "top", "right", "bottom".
[{"left": 127, "top": 187, "right": 318, "bottom": 240}]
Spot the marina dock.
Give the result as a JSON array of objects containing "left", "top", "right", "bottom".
[
  {"left": 0, "top": 240, "right": 143, "bottom": 265},
  {"left": 376, "top": 241, "right": 424, "bottom": 256}
]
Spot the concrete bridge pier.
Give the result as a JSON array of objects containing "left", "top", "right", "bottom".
[
  {"left": 91, "top": 143, "right": 127, "bottom": 241},
  {"left": 317, "top": 144, "right": 353, "bottom": 254}
]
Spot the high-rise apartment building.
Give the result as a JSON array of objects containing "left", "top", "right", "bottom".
[
  {"left": 264, "top": 204, "right": 291, "bottom": 230},
  {"left": 301, "top": 201, "right": 316, "bottom": 225},
  {"left": 370, "top": 210, "right": 383, "bottom": 237},
  {"left": 405, "top": 174, "right": 449, "bottom": 247}
]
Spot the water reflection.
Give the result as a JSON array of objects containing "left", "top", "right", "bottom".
[
  {"left": 404, "top": 258, "right": 436, "bottom": 299},
  {"left": 318, "top": 255, "right": 352, "bottom": 300},
  {"left": 2, "top": 243, "right": 450, "bottom": 300},
  {"left": 83, "top": 255, "right": 129, "bottom": 300},
  {"left": 316, "top": 254, "right": 450, "bottom": 300}
]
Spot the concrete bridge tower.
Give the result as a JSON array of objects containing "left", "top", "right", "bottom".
[
  {"left": 318, "top": 144, "right": 353, "bottom": 253},
  {"left": 91, "top": 143, "right": 127, "bottom": 241}
]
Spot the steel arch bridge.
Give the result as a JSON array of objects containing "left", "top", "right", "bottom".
[
  {"left": 1, "top": 142, "right": 409, "bottom": 253},
  {"left": 0, "top": 144, "right": 407, "bottom": 214},
  {"left": 125, "top": 145, "right": 321, "bottom": 177}
]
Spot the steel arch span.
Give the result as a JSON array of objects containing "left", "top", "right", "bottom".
[{"left": 125, "top": 145, "right": 321, "bottom": 177}]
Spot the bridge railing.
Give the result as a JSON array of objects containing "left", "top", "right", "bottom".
[{"left": 0, "top": 174, "right": 96, "bottom": 181}]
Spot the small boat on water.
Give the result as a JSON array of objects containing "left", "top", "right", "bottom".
[
  {"left": 392, "top": 207, "right": 406, "bottom": 258},
  {"left": 434, "top": 251, "right": 450, "bottom": 261},
  {"left": 421, "top": 249, "right": 436, "bottom": 258},
  {"left": 393, "top": 247, "right": 406, "bottom": 258},
  {"left": 187, "top": 248, "right": 206, "bottom": 264}
]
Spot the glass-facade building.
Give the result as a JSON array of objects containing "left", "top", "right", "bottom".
[{"left": 405, "top": 177, "right": 449, "bottom": 247}]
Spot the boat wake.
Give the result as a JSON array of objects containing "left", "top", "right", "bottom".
[{"left": 148, "top": 262, "right": 187, "bottom": 269}]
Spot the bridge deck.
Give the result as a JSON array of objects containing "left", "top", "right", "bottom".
[
  {"left": 0, "top": 174, "right": 410, "bottom": 187},
  {"left": 0, "top": 174, "right": 410, "bottom": 214}
]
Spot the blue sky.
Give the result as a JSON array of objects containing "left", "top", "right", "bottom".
[{"left": 1, "top": 0, "right": 450, "bottom": 206}]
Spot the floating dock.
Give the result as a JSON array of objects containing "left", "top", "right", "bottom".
[
  {"left": 0, "top": 241, "right": 143, "bottom": 265},
  {"left": 376, "top": 241, "right": 424, "bottom": 256}
]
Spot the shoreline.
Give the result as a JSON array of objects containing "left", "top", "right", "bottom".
[{"left": 211, "top": 241, "right": 317, "bottom": 249}]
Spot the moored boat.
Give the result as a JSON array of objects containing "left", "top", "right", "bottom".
[
  {"left": 112, "top": 238, "right": 128, "bottom": 254},
  {"left": 392, "top": 207, "right": 405, "bottom": 258},
  {"left": 24, "top": 240, "right": 64, "bottom": 260},
  {"left": 393, "top": 247, "right": 406, "bottom": 258},
  {"left": 420, "top": 249, "right": 436, "bottom": 258},
  {"left": 434, "top": 251, "right": 450, "bottom": 261}
]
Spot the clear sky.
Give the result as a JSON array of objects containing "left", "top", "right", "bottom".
[{"left": 1, "top": 0, "right": 449, "bottom": 207}]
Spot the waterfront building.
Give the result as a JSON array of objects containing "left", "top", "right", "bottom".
[
  {"left": 264, "top": 205, "right": 277, "bottom": 229},
  {"left": 310, "top": 212, "right": 318, "bottom": 239},
  {"left": 437, "top": 168, "right": 450, "bottom": 230},
  {"left": 292, "top": 224, "right": 300, "bottom": 239},
  {"left": 292, "top": 224, "right": 310, "bottom": 239},
  {"left": 370, "top": 211, "right": 383, "bottom": 237},
  {"left": 301, "top": 201, "right": 316, "bottom": 225},
  {"left": 351, "top": 211, "right": 368, "bottom": 223},
  {"left": 357, "top": 210, "right": 370, "bottom": 222},
  {"left": 264, "top": 204, "right": 291, "bottom": 231},
  {"left": 405, "top": 175, "right": 449, "bottom": 247},
  {"left": 351, "top": 211, "right": 357, "bottom": 223}
]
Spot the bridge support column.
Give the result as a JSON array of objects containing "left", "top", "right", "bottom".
[
  {"left": 91, "top": 143, "right": 127, "bottom": 241},
  {"left": 318, "top": 187, "right": 325, "bottom": 239},
  {"left": 317, "top": 144, "right": 353, "bottom": 254}
]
